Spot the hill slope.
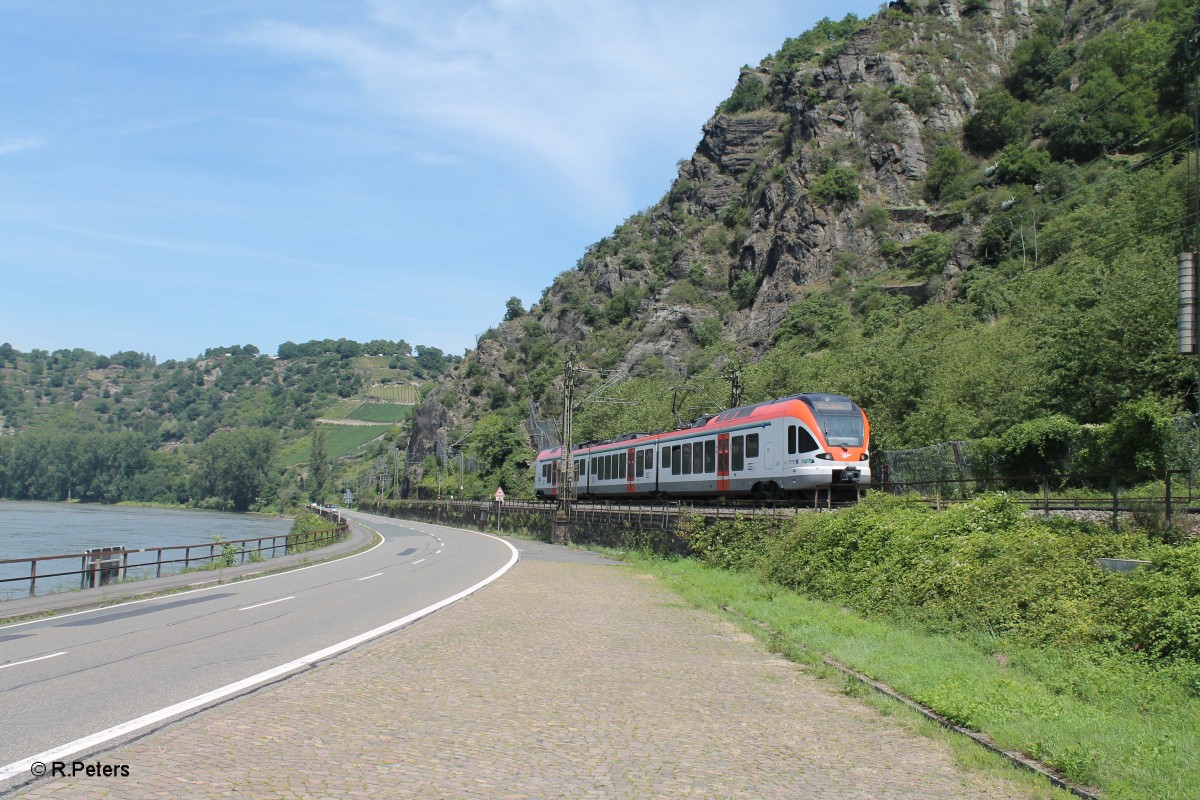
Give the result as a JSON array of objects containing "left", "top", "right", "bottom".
[{"left": 402, "top": 0, "right": 1197, "bottom": 499}]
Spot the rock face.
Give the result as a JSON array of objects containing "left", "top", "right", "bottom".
[{"left": 403, "top": 0, "right": 1059, "bottom": 482}]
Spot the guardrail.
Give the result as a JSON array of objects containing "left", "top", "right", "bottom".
[{"left": 0, "top": 521, "right": 348, "bottom": 600}]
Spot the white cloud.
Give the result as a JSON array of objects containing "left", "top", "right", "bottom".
[
  {"left": 229, "top": 0, "right": 792, "bottom": 220},
  {"left": 0, "top": 137, "right": 43, "bottom": 156}
]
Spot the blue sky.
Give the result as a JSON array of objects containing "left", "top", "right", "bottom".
[{"left": 1, "top": 1, "right": 879, "bottom": 361}]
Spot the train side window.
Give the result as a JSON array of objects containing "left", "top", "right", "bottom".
[
  {"left": 635, "top": 449, "right": 645, "bottom": 478},
  {"left": 787, "top": 425, "right": 796, "bottom": 455},
  {"left": 797, "top": 427, "right": 819, "bottom": 452},
  {"left": 662, "top": 446, "right": 671, "bottom": 469},
  {"left": 671, "top": 445, "right": 682, "bottom": 475},
  {"left": 619, "top": 454, "right": 627, "bottom": 479},
  {"left": 645, "top": 449, "right": 653, "bottom": 470},
  {"left": 575, "top": 460, "right": 582, "bottom": 480},
  {"left": 690, "top": 442, "right": 701, "bottom": 474},
  {"left": 746, "top": 433, "right": 759, "bottom": 458},
  {"left": 732, "top": 436, "right": 744, "bottom": 471},
  {"left": 591, "top": 458, "right": 597, "bottom": 476},
  {"left": 704, "top": 440, "right": 715, "bottom": 473},
  {"left": 681, "top": 443, "right": 692, "bottom": 475}
]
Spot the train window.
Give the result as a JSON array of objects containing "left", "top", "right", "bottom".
[
  {"left": 635, "top": 449, "right": 645, "bottom": 478},
  {"left": 645, "top": 449, "right": 653, "bottom": 470},
  {"left": 671, "top": 445, "right": 682, "bottom": 475},
  {"left": 732, "top": 436, "right": 744, "bottom": 471},
  {"left": 692, "top": 442, "right": 703, "bottom": 474},
  {"left": 681, "top": 443, "right": 692, "bottom": 475},
  {"left": 591, "top": 458, "right": 597, "bottom": 476},
  {"left": 797, "top": 427, "right": 819, "bottom": 452},
  {"left": 787, "top": 425, "right": 796, "bottom": 455},
  {"left": 619, "top": 454, "right": 627, "bottom": 479},
  {"left": 747, "top": 433, "right": 759, "bottom": 458},
  {"left": 662, "top": 446, "right": 671, "bottom": 469},
  {"left": 575, "top": 460, "right": 583, "bottom": 480},
  {"left": 705, "top": 440, "right": 716, "bottom": 473}
]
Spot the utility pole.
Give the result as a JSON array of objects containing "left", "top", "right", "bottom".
[
  {"left": 725, "top": 367, "right": 743, "bottom": 409},
  {"left": 558, "top": 351, "right": 576, "bottom": 499},
  {"left": 555, "top": 350, "right": 576, "bottom": 544},
  {"left": 1181, "top": 26, "right": 1200, "bottom": 356}
]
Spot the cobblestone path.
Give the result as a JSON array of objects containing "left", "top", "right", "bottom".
[{"left": 12, "top": 552, "right": 1042, "bottom": 799}]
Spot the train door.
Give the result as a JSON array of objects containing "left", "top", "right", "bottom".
[
  {"left": 626, "top": 447, "right": 636, "bottom": 493},
  {"left": 717, "top": 433, "right": 730, "bottom": 491}
]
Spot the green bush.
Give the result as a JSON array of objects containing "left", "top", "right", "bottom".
[
  {"left": 757, "top": 493, "right": 1200, "bottom": 667},
  {"left": 907, "top": 232, "right": 952, "bottom": 277},
  {"left": 810, "top": 165, "right": 860, "bottom": 207},
  {"left": 995, "top": 143, "right": 1050, "bottom": 185},
  {"left": 923, "top": 146, "right": 973, "bottom": 202},
  {"left": 964, "top": 88, "right": 1032, "bottom": 153},
  {"left": 997, "top": 415, "right": 1082, "bottom": 477},
  {"left": 719, "top": 74, "right": 768, "bottom": 114}
]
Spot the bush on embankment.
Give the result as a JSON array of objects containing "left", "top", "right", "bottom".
[
  {"left": 287, "top": 511, "right": 342, "bottom": 554},
  {"left": 681, "top": 493, "right": 1200, "bottom": 684}
]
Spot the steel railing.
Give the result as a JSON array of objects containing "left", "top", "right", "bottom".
[{"left": 0, "top": 522, "right": 347, "bottom": 600}]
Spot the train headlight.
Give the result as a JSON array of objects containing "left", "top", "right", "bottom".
[
  {"left": 815, "top": 453, "right": 834, "bottom": 461},
  {"left": 860, "top": 453, "right": 869, "bottom": 461}
]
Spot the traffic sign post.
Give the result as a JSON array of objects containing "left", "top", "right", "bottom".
[{"left": 494, "top": 487, "right": 504, "bottom": 532}]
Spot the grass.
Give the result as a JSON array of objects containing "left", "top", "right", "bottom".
[
  {"left": 280, "top": 423, "right": 394, "bottom": 466},
  {"left": 366, "top": 384, "right": 420, "bottom": 403},
  {"left": 618, "top": 553, "right": 1200, "bottom": 800},
  {"left": 346, "top": 403, "right": 412, "bottom": 423}
]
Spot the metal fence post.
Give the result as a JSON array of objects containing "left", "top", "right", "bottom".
[
  {"left": 1042, "top": 475, "right": 1049, "bottom": 515},
  {"left": 1166, "top": 470, "right": 1173, "bottom": 531},
  {"left": 1111, "top": 474, "right": 1119, "bottom": 532}
]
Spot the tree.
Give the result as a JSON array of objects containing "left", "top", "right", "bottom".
[
  {"left": 309, "top": 426, "right": 329, "bottom": 503},
  {"left": 504, "top": 296, "right": 526, "bottom": 321},
  {"left": 190, "top": 429, "right": 279, "bottom": 511}
]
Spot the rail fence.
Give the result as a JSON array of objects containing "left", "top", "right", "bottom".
[
  {"left": 0, "top": 515, "right": 348, "bottom": 600},
  {"left": 875, "top": 468, "right": 1196, "bottom": 531}
]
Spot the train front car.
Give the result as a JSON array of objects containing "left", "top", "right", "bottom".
[{"left": 777, "top": 393, "right": 870, "bottom": 502}]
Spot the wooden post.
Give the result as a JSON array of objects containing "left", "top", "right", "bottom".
[
  {"left": 28, "top": 559, "right": 37, "bottom": 597},
  {"left": 1042, "top": 475, "right": 1050, "bottom": 515}
]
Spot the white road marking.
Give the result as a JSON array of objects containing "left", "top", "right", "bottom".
[
  {"left": 0, "top": 531, "right": 518, "bottom": 784},
  {"left": 357, "top": 573, "right": 383, "bottom": 581},
  {"left": 237, "top": 596, "right": 294, "bottom": 611},
  {"left": 412, "top": 558, "right": 426, "bottom": 565},
  {"left": 435, "top": 550, "right": 442, "bottom": 555},
  {"left": 0, "top": 652, "right": 67, "bottom": 671}
]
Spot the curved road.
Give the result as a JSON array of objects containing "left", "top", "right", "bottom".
[{"left": 0, "top": 511, "right": 516, "bottom": 785}]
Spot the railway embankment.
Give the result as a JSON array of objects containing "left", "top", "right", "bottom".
[{"left": 372, "top": 492, "right": 1199, "bottom": 798}]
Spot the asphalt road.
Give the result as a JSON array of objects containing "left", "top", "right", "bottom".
[{"left": 0, "top": 511, "right": 516, "bottom": 784}]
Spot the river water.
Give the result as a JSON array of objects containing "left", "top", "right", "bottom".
[{"left": 0, "top": 501, "right": 293, "bottom": 600}]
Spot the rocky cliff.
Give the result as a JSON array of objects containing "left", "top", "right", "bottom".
[{"left": 403, "top": 0, "right": 1187, "bottom": 495}]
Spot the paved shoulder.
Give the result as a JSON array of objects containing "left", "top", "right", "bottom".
[{"left": 10, "top": 555, "right": 1040, "bottom": 799}]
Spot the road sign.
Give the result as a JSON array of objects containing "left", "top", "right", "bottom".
[{"left": 494, "top": 487, "right": 505, "bottom": 503}]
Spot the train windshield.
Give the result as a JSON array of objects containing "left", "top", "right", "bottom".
[{"left": 813, "top": 409, "right": 864, "bottom": 448}]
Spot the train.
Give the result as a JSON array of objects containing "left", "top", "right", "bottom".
[{"left": 534, "top": 392, "right": 870, "bottom": 504}]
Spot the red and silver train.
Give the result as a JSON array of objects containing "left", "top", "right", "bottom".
[{"left": 534, "top": 393, "right": 870, "bottom": 503}]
